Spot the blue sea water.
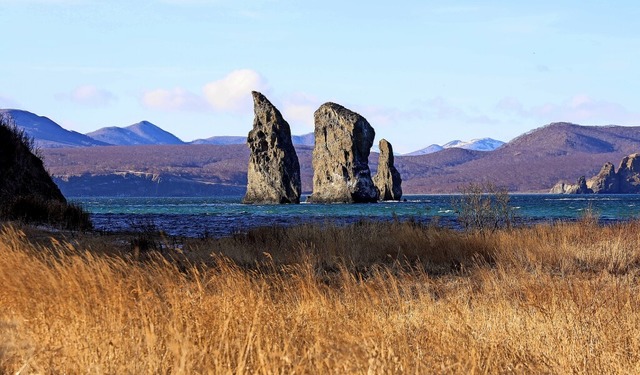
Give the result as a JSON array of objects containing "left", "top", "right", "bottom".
[
  {"left": 71, "top": 194, "right": 640, "bottom": 237},
  {"left": 70, "top": 194, "right": 640, "bottom": 238}
]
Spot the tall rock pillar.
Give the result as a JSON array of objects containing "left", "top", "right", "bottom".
[
  {"left": 243, "top": 91, "right": 301, "bottom": 204},
  {"left": 307, "top": 102, "right": 379, "bottom": 203},
  {"left": 373, "top": 139, "right": 402, "bottom": 200}
]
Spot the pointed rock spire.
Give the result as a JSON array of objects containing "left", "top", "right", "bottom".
[
  {"left": 373, "top": 139, "right": 402, "bottom": 200},
  {"left": 243, "top": 91, "right": 301, "bottom": 204}
]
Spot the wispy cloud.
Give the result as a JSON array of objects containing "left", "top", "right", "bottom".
[
  {"left": 347, "top": 97, "right": 500, "bottom": 130},
  {"left": 496, "top": 95, "right": 640, "bottom": 125},
  {"left": 56, "top": 85, "right": 116, "bottom": 107}
]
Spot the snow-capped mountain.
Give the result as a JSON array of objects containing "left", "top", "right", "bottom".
[
  {"left": 443, "top": 138, "right": 505, "bottom": 151},
  {"left": 87, "top": 121, "right": 184, "bottom": 146},
  {"left": 0, "top": 109, "right": 108, "bottom": 148},
  {"left": 405, "top": 138, "right": 504, "bottom": 156}
]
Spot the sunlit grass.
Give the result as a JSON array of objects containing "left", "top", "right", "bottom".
[{"left": 2, "top": 219, "right": 640, "bottom": 373}]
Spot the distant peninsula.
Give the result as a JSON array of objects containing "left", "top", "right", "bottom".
[{"left": 551, "top": 153, "right": 640, "bottom": 194}]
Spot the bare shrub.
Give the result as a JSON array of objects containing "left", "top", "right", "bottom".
[{"left": 453, "top": 182, "right": 514, "bottom": 233}]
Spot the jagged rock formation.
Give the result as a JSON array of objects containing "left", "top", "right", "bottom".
[
  {"left": 589, "top": 162, "right": 618, "bottom": 194},
  {"left": 572, "top": 176, "right": 591, "bottom": 194},
  {"left": 373, "top": 139, "right": 402, "bottom": 200},
  {"left": 243, "top": 91, "right": 301, "bottom": 204},
  {"left": 551, "top": 153, "right": 640, "bottom": 194},
  {"left": 0, "top": 119, "right": 66, "bottom": 204},
  {"left": 551, "top": 176, "right": 591, "bottom": 194},
  {"left": 307, "top": 102, "right": 379, "bottom": 203},
  {"left": 615, "top": 154, "right": 640, "bottom": 193}
]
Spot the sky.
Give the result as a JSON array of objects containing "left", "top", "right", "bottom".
[{"left": 1, "top": 0, "right": 640, "bottom": 153}]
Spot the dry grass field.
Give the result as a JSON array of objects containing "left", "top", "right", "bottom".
[{"left": 2, "top": 218, "right": 640, "bottom": 373}]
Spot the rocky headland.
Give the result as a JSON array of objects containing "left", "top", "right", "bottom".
[{"left": 551, "top": 153, "right": 640, "bottom": 194}]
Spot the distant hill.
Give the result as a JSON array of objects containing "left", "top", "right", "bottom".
[
  {"left": 405, "top": 144, "right": 443, "bottom": 155},
  {"left": 398, "top": 122, "right": 640, "bottom": 192},
  {"left": 40, "top": 121, "right": 640, "bottom": 195},
  {"left": 192, "top": 132, "right": 316, "bottom": 146},
  {"left": 87, "top": 121, "right": 185, "bottom": 146},
  {"left": 0, "top": 109, "right": 108, "bottom": 148},
  {"left": 291, "top": 133, "right": 315, "bottom": 146},
  {"left": 405, "top": 138, "right": 504, "bottom": 156},
  {"left": 190, "top": 136, "right": 246, "bottom": 145}
]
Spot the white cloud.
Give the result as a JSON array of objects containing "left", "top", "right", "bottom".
[
  {"left": 142, "top": 87, "right": 206, "bottom": 111},
  {"left": 56, "top": 85, "right": 116, "bottom": 106},
  {"left": 203, "top": 69, "right": 269, "bottom": 113},
  {"left": 281, "top": 92, "right": 320, "bottom": 130},
  {"left": 140, "top": 69, "right": 268, "bottom": 114}
]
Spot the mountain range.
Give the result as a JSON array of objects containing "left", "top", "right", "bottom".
[
  {"left": 0, "top": 109, "right": 108, "bottom": 148},
  {"left": 39, "top": 122, "right": 640, "bottom": 196},
  {"left": 0, "top": 108, "right": 503, "bottom": 154},
  {"left": 5, "top": 108, "right": 639, "bottom": 196}
]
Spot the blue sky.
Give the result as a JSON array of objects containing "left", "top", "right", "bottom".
[{"left": 1, "top": 0, "right": 639, "bottom": 153}]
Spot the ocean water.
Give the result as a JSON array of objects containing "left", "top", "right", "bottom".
[{"left": 71, "top": 194, "right": 640, "bottom": 238}]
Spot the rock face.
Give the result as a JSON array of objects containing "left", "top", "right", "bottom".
[
  {"left": 307, "top": 102, "right": 379, "bottom": 203},
  {"left": 551, "top": 176, "right": 591, "bottom": 194},
  {"left": 0, "top": 119, "right": 66, "bottom": 204},
  {"left": 588, "top": 162, "right": 619, "bottom": 194},
  {"left": 243, "top": 91, "right": 301, "bottom": 204},
  {"left": 616, "top": 154, "right": 640, "bottom": 193},
  {"left": 571, "top": 176, "right": 591, "bottom": 194},
  {"left": 373, "top": 139, "right": 402, "bottom": 200},
  {"left": 551, "top": 153, "right": 640, "bottom": 194}
]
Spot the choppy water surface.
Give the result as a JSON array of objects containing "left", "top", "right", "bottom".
[{"left": 71, "top": 194, "right": 640, "bottom": 238}]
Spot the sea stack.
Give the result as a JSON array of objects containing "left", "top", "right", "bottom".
[
  {"left": 243, "top": 91, "right": 301, "bottom": 204},
  {"left": 307, "top": 102, "right": 378, "bottom": 203},
  {"left": 373, "top": 139, "right": 402, "bottom": 201}
]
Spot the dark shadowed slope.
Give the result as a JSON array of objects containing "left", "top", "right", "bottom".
[{"left": 0, "top": 121, "right": 66, "bottom": 202}]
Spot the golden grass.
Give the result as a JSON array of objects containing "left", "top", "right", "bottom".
[{"left": 2, "top": 220, "right": 640, "bottom": 373}]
